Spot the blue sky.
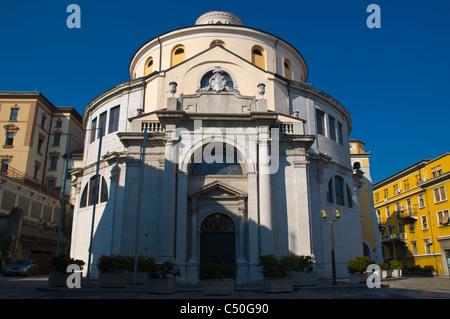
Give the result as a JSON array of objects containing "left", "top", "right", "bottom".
[{"left": 1, "top": 0, "right": 449, "bottom": 182}]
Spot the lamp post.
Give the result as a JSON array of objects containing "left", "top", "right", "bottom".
[{"left": 320, "top": 208, "right": 343, "bottom": 285}]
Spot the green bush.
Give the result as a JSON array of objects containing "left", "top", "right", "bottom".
[
  {"left": 258, "top": 254, "right": 287, "bottom": 278},
  {"left": 377, "top": 262, "right": 390, "bottom": 271},
  {"left": 147, "top": 261, "right": 181, "bottom": 279},
  {"left": 97, "top": 255, "right": 133, "bottom": 273},
  {"left": 389, "top": 259, "right": 403, "bottom": 270},
  {"left": 347, "top": 256, "right": 374, "bottom": 274},
  {"left": 280, "top": 254, "right": 314, "bottom": 273},
  {"left": 51, "top": 254, "right": 85, "bottom": 273},
  {"left": 136, "top": 255, "right": 156, "bottom": 273},
  {"left": 199, "top": 262, "right": 235, "bottom": 280}
]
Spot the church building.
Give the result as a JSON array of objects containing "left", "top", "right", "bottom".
[{"left": 70, "top": 11, "right": 364, "bottom": 284}]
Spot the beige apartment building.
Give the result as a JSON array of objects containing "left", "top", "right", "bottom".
[{"left": 0, "top": 91, "right": 84, "bottom": 199}]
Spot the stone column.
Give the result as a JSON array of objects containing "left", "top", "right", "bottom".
[
  {"left": 237, "top": 199, "right": 249, "bottom": 284},
  {"left": 293, "top": 153, "right": 312, "bottom": 256},
  {"left": 175, "top": 169, "right": 188, "bottom": 283},
  {"left": 159, "top": 136, "right": 178, "bottom": 261},
  {"left": 258, "top": 127, "right": 273, "bottom": 255},
  {"left": 187, "top": 198, "right": 199, "bottom": 284}
]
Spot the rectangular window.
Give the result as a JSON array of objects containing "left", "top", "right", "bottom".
[
  {"left": 37, "top": 138, "right": 44, "bottom": 153},
  {"left": 90, "top": 118, "right": 97, "bottom": 143},
  {"left": 376, "top": 209, "right": 381, "bottom": 223},
  {"left": 403, "top": 179, "right": 409, "bottom": 191},
  {"left": 437, "top": 209, "right": 449, "bottom": 227},
  {"left": 415, "top": 174, "right": 421, "bottom": 185},
  {"left": 55, "top": 121, "right": 62, "bottom": 128},
  {"left": 316, "top": 109, "right": 325, "bottom": 136},
  {"left": 48, "top": 180, "right": 55, "bottom": 192},
  {"left": 328, "top": 115, "right": 336, "bottom": 141},
  {"left": 418, "top": 193, "right": 425, "bottom": 207},
  {"left": 437, "top": 165, "right": 443, "bottom": 176},
  {"left": 411, "top": 241, "right": 417, "bottom": 255},
  {"left": 33, "top": 165, "right": 39, "bottom": 179},
  {"left": 434, "top": 186, "right": 447, "bottom": 203},
  {"left": 431, "top": 167, "right": 437, "bottom": 178},
  {"left": 41, "top": 115, "right": 46, "bottom": 128},
  {"left": 421, "top": 215, "right": 428, "bottom": 230},
  {"left": 384, "top": 189, "right": 389, "bottom": 199},
  {"left": 337, "top": 122, "right": 343, "bottom": 145},
  {"left": 53, "top": 133, "right": 61, "bottom": 146},
  {"left": 50, "top": 156, "right": 58, "bottom": 170},
  {"left": 9, "top": 108, "right": 18, "bottom": 121},
  {"left": 409, "top": 221, "right": 415, "bottom": 233},
  {"left": 5, "top": 132, "right": 14, "bottom": 146},
  {"left": 99, "top": 112, "right": 107, "bottom": 139},
  {"left": 375, "top": 192, "right": 379, "bottom": 202},
  {"left": 1, "top": 159, "right": 9, "bottom": 173},
  {"left": 424, "top": 239, "right": 432, "bottom": 254},
  {"left": 386, "top": 205, "right": 391, "bottom": 218},
  {"left": 108, "top": 106, "right": 120, "bottom": 134}
]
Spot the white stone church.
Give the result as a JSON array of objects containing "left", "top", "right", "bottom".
[{"left": 70, "top": 11, "right": 365, "bottom": 284}]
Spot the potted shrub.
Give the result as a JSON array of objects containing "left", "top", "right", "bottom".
[
  {"left": 199, "top": 262, "right": 235, "bottom": 296},
  {"left": 145, "top": 260, "right": 180, "bottom": 294},
  {"left": 377, "top": 262, "right": 391, "bottom": 279},
  {"left": 259, "top": 254, "right": 293, "bottom": 293},
  {"left": 389, "top": 260, "right": 403, "bottom": 278},
  {"left": 128, "top": 255, "right": 155, "bottom": 284},
  {"left": 97, "top": 255, "right": 133, "bottom": 288},
  {"left": 48, "top": 254, "right": 85, "bottom": 287},
  {"left": 347, "top": 256, "right": 373, "bottom": 283},
  {"left": 280, "top": 254, "right": 317, "bottom": 286}
]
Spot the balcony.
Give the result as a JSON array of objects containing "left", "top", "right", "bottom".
[
  {"left": 396, "top": 208, "right": 418, "bottom": 220},
  {"left": 381, "top": 232, "right": 407, "bottom": 243}
]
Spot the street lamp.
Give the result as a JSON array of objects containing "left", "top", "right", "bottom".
[{"left": 320, "top": 208, "right": 343, "bottom": 285}]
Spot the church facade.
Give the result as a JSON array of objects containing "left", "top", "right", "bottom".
[{"left": 70, "top": 11, "right": 364, "bottom": 284}]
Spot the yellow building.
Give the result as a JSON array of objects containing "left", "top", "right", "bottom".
[{"left": 373, "top": 153, "right": 450, "bottom": 275}]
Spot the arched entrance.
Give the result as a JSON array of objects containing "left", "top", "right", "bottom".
[{"left": 200, "top": 213, "right": 236, "bottom": 268}]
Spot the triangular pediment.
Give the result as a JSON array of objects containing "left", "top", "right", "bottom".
[{"left": 189, "top": 181, "right": 247, "bottom": 199}]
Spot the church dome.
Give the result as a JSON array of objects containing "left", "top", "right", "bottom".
[{"left": 195, "top": 10, "right": 243, "bottom": 26}]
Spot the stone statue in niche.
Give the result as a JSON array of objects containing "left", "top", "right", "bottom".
[{"left": 199, "top": 66, "right": 238, "bottom": 93}]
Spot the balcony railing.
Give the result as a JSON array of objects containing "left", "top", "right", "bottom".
[
  {"left": 0, "top": 166, "right": 61, "bottom": 199},
  {"left": 142, "top": 121, "right": 165, "bottom": 133},
  {"left": 397, "top": 208, "right": 418, "bottom": 220}
]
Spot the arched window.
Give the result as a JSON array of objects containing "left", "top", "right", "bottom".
[
  {"left": 326, "top": 178, "right": 334, "bottom": 203},
  {"left": 346, "top": 184, "right": 353, "bottom": 208},
  {"left": 80, "top": 185, "right": 87, "bottom": 208},
  {"left": 80, "top": 175, "right": 109, "bottom": 208},
  {"left": 171, "top": 45, "right": 185, "bottom": 67},
  {"left": 353, "top": 162, "right": 361, "bottom": 170},
  {"left": 284, "top": 59, "right": 292, "bottom": 80},
  {"left": 326, "top": 175, "right": 347, "bottom": 206},
  {"left": 144, "top": 57, "right": 153, "bottom": 76},
  {"left": 334, "top": 176, "right": 345, "bottom": 206},
  {"left": 192, "top": 153, "right": 243, "bottom": 175},
  {"left": 192, "top": 145, "right": 243, "bottom": 176},
  {"left": 210, "top": 40, "right": 226, "bottom": 48},
  {"left": 251, "top": 46, "right": 265, "bottom": 70}
]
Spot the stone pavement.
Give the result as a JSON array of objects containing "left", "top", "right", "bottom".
[{"left": 1, "top": 274, "right": 449, "bottom": 300}]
